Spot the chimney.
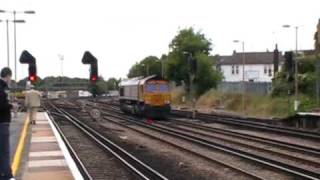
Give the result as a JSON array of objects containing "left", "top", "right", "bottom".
[{"left": 273, "top": 44, "right": 279, "bottom": 73}]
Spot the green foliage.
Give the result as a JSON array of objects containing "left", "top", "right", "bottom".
[
  {"left": 271, "top": 71, "right": 293, "bottom": 96},
  {"left": 128, "top": 56, "right": 162, "bottom": 78},
  {"left": 17, "top": 76, "right": 89, "bottom": 89},
  {"left": 166, "top": 27, "right": 222, "bottom": 96},
  {"left": 169, "top": 27, "right": 211, "bottom": 55},
  {"left": 193, "top": 89, "right": 294, "bottom": 118},
  {"left": 298, "top": 95, "right": 318, "bottom": 112},
  {"left": 18, "top": 76, "right": 120, "bottom": 96},
  {"left": 105, "top": 77, "right": 120, "bottom": 90},
  {"left": 86, "top": 76, "right": 121, "bottom": 95},
  {"left": 299, "top": 56, "right": 316, "bottom": 73},
  {"left": 272, "top": 54, "right": 320, "bottom": 112},
  {"left": 272, "top": 55, "right": 320, "bottom": 97},
  {"left": 195, "top": 54, "right": 223, "bottom": 95}
]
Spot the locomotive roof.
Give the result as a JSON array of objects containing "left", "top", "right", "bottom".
[{"left": 119, "top": 75, "right": 159, "bottom": 86}]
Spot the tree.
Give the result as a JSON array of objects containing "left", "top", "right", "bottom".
[
  {"left": 315, "top": 19, "right": 320, "bottom": 54},
  {"left": 166, "top": 27, "right": 222, "bottom": 96},
  {"left": 127, "top": 56, "right": 162, "bottom": 78},
  {"left": 106, "top": 77, "right": 120, "bottom": 90},
  {"left": 195, "top": 54, "right": 223, "bottom": 95}
]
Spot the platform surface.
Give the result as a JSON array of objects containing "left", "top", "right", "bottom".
[
  {"left": 298, "top": 112, "right": 320, "bottom": 116},
  {"left": 10, "top": 113, "right": 27, "bottom": 163},
  {"left": 13, "top": 112, "right": 77, "bottom": 180}
]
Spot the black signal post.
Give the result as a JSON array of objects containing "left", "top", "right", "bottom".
[
  {"left": 19, "top": 50, "right": 37, "bottom": 84},
  {"left": 284, "top": 51, "right": 294, "bottom": 82},
  {"left": 82, "top": 51, "right": 99, "bottom": 97},
  {"left": 82, "top": 51, "right": 98, "bottom": 83}
]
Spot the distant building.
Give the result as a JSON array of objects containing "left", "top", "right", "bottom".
[
  {"left": 78, "top": 90, "right": 92, "bottom": 97},
  {"left": 215, "top": 49, "right": 284, "bottom": 82},
  {"left": 47, "top": 91, "right": 67, "bottom": 99}
]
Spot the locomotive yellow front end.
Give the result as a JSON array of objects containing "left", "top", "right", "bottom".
[{"left": 143, "top": 80, "right": 171, "bottom": 119}]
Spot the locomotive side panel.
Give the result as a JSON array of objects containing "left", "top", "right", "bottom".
[{"left": 123, "top": 85, "right": 139, "bottom": 101}]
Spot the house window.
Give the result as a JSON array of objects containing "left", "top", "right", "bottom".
[
  {"left": 236, "top": 66, "right": 239, "bottom": 74},
  {"left": 268, "top": 68, "right": 272, "bottom": 77},
  {"left": 232, "top": 65, "right": 235, "bottom": 74},
  {"left": 264, "top": 66, "right": 267, "bottom": 74}
]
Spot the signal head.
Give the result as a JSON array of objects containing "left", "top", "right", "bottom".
[
  {"left": 20, "top": 50, "right": 36, "bottom": 64},
  {"left": 28, "top": 64, "right": 37, "bottom": 83},
  {"left": 90, "top": 75, "right": 98, "bottom": 82},
  {"left": 82, "top": 51, "right": 97, "bottom": 64},
  {"left": 29, "top": 75, "right": 37, "bottom": 82}
]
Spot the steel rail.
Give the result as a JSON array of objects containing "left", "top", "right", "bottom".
[
  {"left": 99, "top": 106, "right": 320, "bottom": 180},
  {"left": 48, "top": 102, "right": 168, "bottom": 180}
]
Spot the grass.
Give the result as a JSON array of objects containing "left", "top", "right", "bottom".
[{"left": 171, "top": 87, "right": 301, "bottom": 118}]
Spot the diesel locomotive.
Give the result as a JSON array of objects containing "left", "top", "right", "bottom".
[{"left": 119, "top": 75, "right": 171, "bottom": 119}]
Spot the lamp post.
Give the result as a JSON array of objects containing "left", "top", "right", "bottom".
[
  {"left": 3, "top": 19, "right": 25, "bottom": 68},
  {"left": 283, "top": 25, "right": 299, "bottom": 111},
  {"left": 141, "top": 64, "right": 149, "bottom": 76},
  {"left": 58, "top": 54, "right": 64, "bottom": 77},
  {"left": 0, "top": 10, "right": 35, "bottom": 82},
  {"left": 162, "top": 47, "right": 171, "bottom": 78},
  {"left": 161, "top": 55, "right": 165, "bottom": 78},
  {"left": 6, "top": 19, "right": 9, "bottom": 67},
  {"left": 233, "top": 40, "right": 246, "bottom": 115},
  {"left": 183, "top": 51, "right": 197, "bottom": 118},
  {"left": 0, "top": 19, "right": 8, "bottom": 66}
]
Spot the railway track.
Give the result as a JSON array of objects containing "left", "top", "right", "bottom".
[
  {"left": 91, "top": 101, "right": 320, "bottom": 154},
  {"left": 94, "top": 102, "right": 320, "bottom": 180},
  {"left": 46, "top": 107, "right": 93, "bottom": 180},
  {"left": 100, "top": 100, "right": 320, "bottom": 141},
  {"left": 45, "top": 101, "right": 169, "bottom": 180},
  {"left": 92, "top": 99, "right": 320, "bottom": 139},
  {"left": 168, "top": 118, "right": 320, "bottom": 156},
  {"left": 172, "top": 109, "right": 320, "bottom": 140}
]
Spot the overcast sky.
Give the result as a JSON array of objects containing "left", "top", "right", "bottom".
[{"left": 0, "top": 0, "right": 319, "bottom": 80}]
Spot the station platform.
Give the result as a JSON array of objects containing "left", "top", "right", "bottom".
[
  {"left": 9, "top": 112, "right": 82, "bottom": 180},
  {"left": 298, "top": 112, "right": 320, "bottom": 116},
  {"left": 296, "top": 112, "right": 320, "bottom": 129}
]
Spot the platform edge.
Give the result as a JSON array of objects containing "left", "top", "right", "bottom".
[
  {"left": 12, "top": 113, "right": 30, "bottom": 176},
  {"left": 45, "top": 112, "right": 84, "bottom": 180}
]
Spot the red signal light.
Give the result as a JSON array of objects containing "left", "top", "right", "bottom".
[
  {"left": 91, "top": 75, "right": 97, "bottom": 82},
  {"left": 29, "top": 75, "right": 37, "bottom": 82}
]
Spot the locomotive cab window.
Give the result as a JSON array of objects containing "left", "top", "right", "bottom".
[
  {"left": 159, "top": 84, "right": 169, "bottom": 92},
  {"left": 145, "top": 84, "right": 157, "bottom": 92}
]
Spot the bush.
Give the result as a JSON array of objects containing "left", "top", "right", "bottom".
[
  {"left": 195, "top": 89, "right": 293, "bottom": 118},
  {"left": 171, "top": 86, "right": 187, "bottom": 105}
]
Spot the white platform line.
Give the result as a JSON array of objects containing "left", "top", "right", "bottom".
[
  {"left": 36, "top": 118, "right": 48, "bottom": 121},
  {"left": 32, "top": 128, "right": 52, "bottom": 131},
  {"left": 35, "top": 121, "right": 49, "bottom": 124},
  {"left": 31, "top": 136, "right": 57, "bottom": 143},
  {"left": 28, "top": 159, "right": 67, "bottom": 168},
  {"left": 30, "top": 151, "right": 63, "bottom": 157}
]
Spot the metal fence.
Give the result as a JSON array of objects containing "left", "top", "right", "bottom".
[{"left": 217, "top": 82, "right": 272, "bottom": 95}]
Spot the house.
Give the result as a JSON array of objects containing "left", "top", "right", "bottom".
[{"left": 216, "top": 47, "right": 284, "bottom": 82}]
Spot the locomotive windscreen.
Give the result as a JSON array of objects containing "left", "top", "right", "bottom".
[
  {"left": 145, "top": 81, "right": 169, "bottom": 93},
  {"left": 159, "top": 84, "right": 169, "bottom": 92},
  {"left": 146, "top": 84, "right": 157, "bottom": 92}
]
